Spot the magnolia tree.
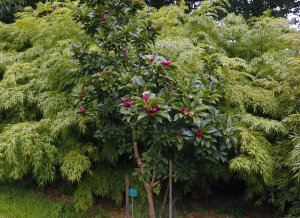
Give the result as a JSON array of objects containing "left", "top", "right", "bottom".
[{"left": 72, "top": 0, "right": 237, "bottom": 217}]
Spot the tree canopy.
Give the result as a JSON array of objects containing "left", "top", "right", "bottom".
[
  {"left": 146, "top": 0, "right": 300, "bottom": 19},
  {"left": 0, "top": 0, "right": 43, "bottom": 23},
  {"left": 1, "top": 0, "right": 299, "bottom": 23},
  {"left": 225, "top": 0, "right": 300, "bottom": 19}
]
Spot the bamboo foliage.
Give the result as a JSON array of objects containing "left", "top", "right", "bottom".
[
  {"left": 148, "top": 3, "right": 300, "bottom": 215},
  {"left": 0, "top": 2, "right": 129, "bottom": 209}
]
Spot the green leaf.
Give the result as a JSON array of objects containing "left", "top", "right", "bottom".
[
  {"left": 205, "top": 141, "right": 211, "bottom": 148},
  {"left": 193, "top": 116, "right": 201, "bottom": 126},
  {"left": 132, "top": 76, "right": 145, "bottom": 87},
  {"left": 120, "top": 107, "right": 132, "bottom": 115},
  {"left": 176, "top": 143, "right": 184, "bottom": 150},
  {"left": 153, "top": 186, "right": 161, "bottom": 196},
  {"left": 137, "top": 112, "right": 148, "bottom": 121},
  {"left": 174, "top": 114, "right": 180, "bottom": 121},
  {"left": 157, "top": 111, "right": 171, "bottom": 122},
  {"left": 154, "top": 115, "right": 163, "bottom": 123},
  {"left": 183, "top": 98, "right": 191, "bottom": 107},
  {"left": 205, "top": 128, "right": 217, "bottom": 133},
  {"left": 196, "top": 105, "right": 210, "bottom": 111}
]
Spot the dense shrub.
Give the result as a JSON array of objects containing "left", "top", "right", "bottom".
[
  {"left": 0, "top": 0, "right": 42, "bottom": 23},
  {"left": 148, "top": 4, "right": 300, "bottom": 216}
]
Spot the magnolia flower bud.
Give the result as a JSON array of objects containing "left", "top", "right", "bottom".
[
  {"left": 181, "top": 107, "right": 188, "bottom": 115},
  {"left": 195, "top": 130, "right": 203, "bottom": 137},
  {"left": 162, "top": 60, "right": 172, "bottom": 67},
  {"left": 123, "top": 99, "right": 133, "bottom": 107},
  {"left": 143, "top": 93, "right": 149, "bottom": 102},
  {"left": 80, "top": 105, "right": 87, "bottom": 113},
  {"left": 149, "top": 105, "right": 158, "bottom": 114}
]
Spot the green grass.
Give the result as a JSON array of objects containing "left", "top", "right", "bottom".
[
  {"left": 0, "top": 185, "right": 79, "bottom": 218},
  {"left": 0, "top": 185, "right": 112, "bottom": 218}
]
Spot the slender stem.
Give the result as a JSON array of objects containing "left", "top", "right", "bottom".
[
  {"left": 151, "top": 168, "right": 156, "bottom": 186},
  {"left": 159, "top": 183, "right": 169, "bottom": 218},
  {"left": 169, "top": 160, "right": 173, "bottom": 218},
  {"left": 132, "top": 197, "right": 134, "bottom": 218},
  {"left": 131, "top": 126, "right": 144, "bottom": 175},
  {"left": 153, "top": 175, "right": 169, "bottom": 187},
  {"left": 131, "top": 125, "right": 156, "bottom": 218},
  {"left": 125, "top": 175, "right": 129, "bottom": 218}
]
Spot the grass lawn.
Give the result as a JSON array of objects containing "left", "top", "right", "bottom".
[
  {"left": 0, "top": 185, "right": 81, "bottom": 218},
  {"left": 0, "top": 184, "right": 274, "bottom": 218},
  {"left": 0, "top": 184, "right": 113, "bottom": 218}
]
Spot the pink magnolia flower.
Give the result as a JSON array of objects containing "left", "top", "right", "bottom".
[
  {"left": 80, "top": 105, "right": 87, "bottom": 113},
  {"left": 195, "top": 130, "right": 203, "bottom": 137},
  {"left": 101, "top": 16, "right": 107, "bottom": 21},
  {"left": 149, "top": 105, "right": 158, "bottom": 114},
  {"left": 162, "top": 60, "right": 172, "bottom": 67},
  {"left": 181, "top": 107, "right": 188, "bottom": 115},
  {"left": 123, "top": 99, "right": 133, "bottom": 107},
  {"left": 189, "top": 113, "right": 193, "bottom": 120},
  {"left": 149, "top": 56, "right": 155, "bottom": 63},
  {"left": 79, "top": 93, "right": 84, "bottom": 99},
  {"left": 143, "top": 93, "right": 149, "bottom": 102}
]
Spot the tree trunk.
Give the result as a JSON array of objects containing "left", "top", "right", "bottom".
[
  {"left": 131, "top": 126, "right": 156, "bottom": 218},
  {"left": 168, "top": 160, "right": 172, "bottom": 218},
  {"left": 125, "top": 175, "right": 129, "bottom": 218},
  {"left": 145, "top": 182, "right": 156, "bottom": 218}
]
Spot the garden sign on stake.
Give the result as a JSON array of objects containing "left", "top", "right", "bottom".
[{"left": 129, "top": 187, "right": 138, "bottom": 218}]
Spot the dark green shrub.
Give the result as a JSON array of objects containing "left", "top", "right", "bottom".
[{"left": 0, "top": 63, "right": 6, "bottom": 81}]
